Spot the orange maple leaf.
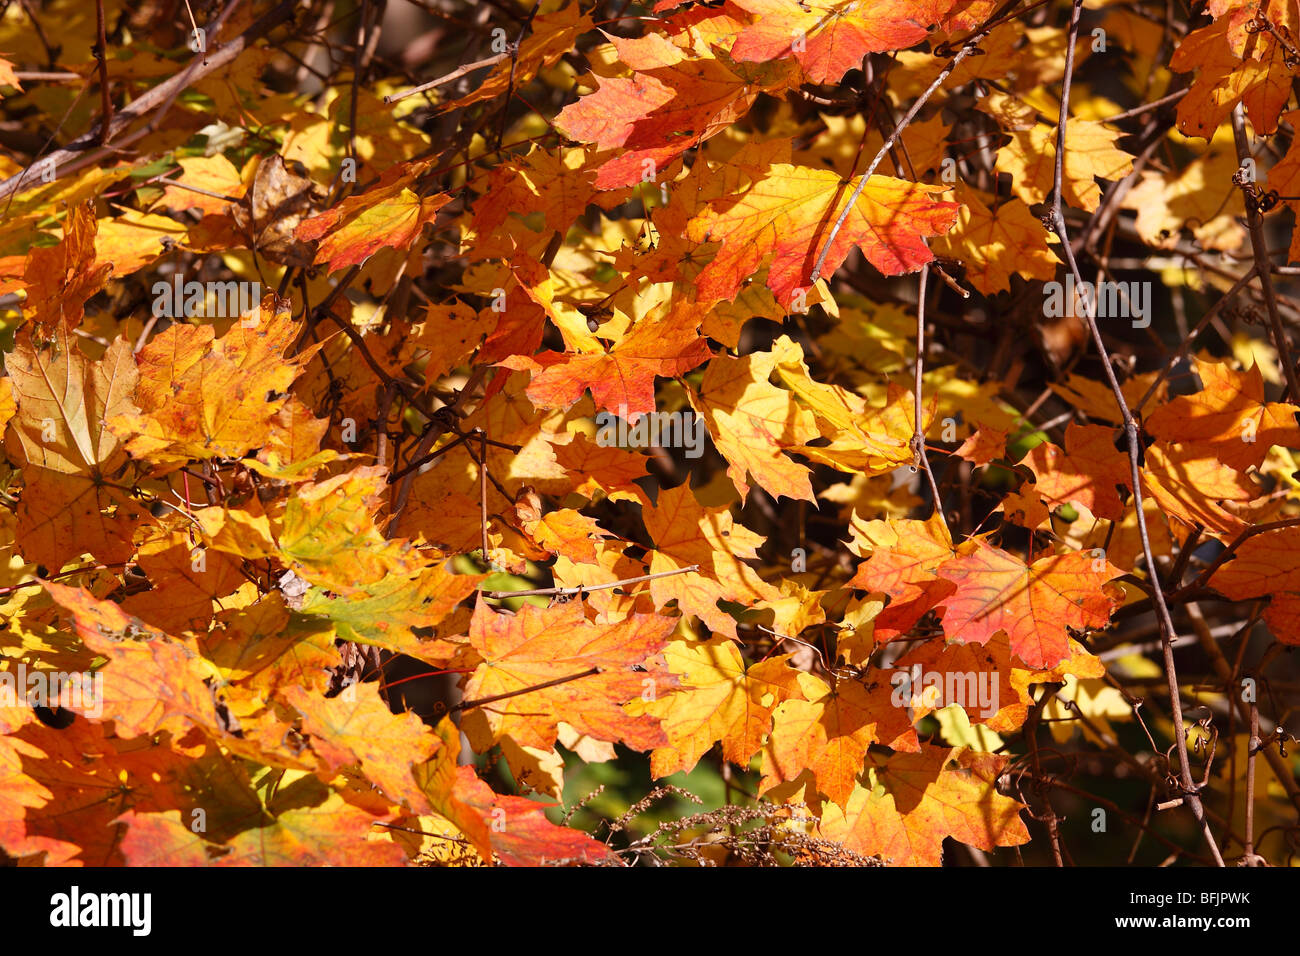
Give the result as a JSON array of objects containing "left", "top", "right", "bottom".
[
  {"left": 762, "top": 671, "right": 918, "bottom": 806},
  {"left": 632, "top": 637, "right": 803, "bottom": 777},
  {"left": 687, "top": 163, "right": 957, "bottom": 308},
  {"left": 1019, "top": 423, "right": 1132, "bottom": 520},
  {"left": 295, "top": 161, "right": 449, "bottom": 272},
  {"left": 934, "top": 538, "right": 1124, "bottom": 669},
  {"left": 817, "top": 746, "right": 1029, "bottom": 866},
  {"left": 460, "top": 599, "right": 677, "bottom": 752},
  {"left": 730, "top": 0, "right": 957, "bottom": 83},
  {"left": 1144, "top": 358, "right": 1300, "bottom": 472}
]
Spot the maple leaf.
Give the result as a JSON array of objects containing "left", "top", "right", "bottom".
[
  {"left": 93, "top": 209, "right": 188, "bottom": 276},
  {"left": 153, "top": 155, "right": 246, "bottom": 218},
  {"left": 555, "top": 23, "right": 783, "bottom": 190},
  {"left": 952, "top": 424, "right": 1009, "bottom": 466},
  {"left": 284, "top": 684, "right": 441, "bottom": 813},
  {"left": 0, "top": 55, "right": 21, "bottom": 94},
  {"left": 552, "top": 432, "right": 649, "bottom": 502},
  {"left": 298, "top": 559, "right": 482, "bottom": 660},
  {"left": 770, "top": 335, "right": 924, "bottom": 475},
  {"left": 1018, "top": 423, "right": 1132, "bottom": 520},
  {"left": 687, "top": 162, "right": 958, "bottom": 308},
  {"left": 1142, "top": 440, "right": 1260, "bottom": 538},
  {"left": 450, "top": 767, "right": 616, "bottom": 866},
  {"left": 933, "top": 538, "right": 1124, "bottom": 669},
  {"left": 413, "top": 717, "right": 614, "bottom": 865},
  {"left": 295, "top": 160, "right": 450, "bottom": 273},
  {"left": 997, "top": 120, "right": 1134, "bottom": 213},
  {"left": 730, "top": 0, "right": 957, "bottom": 83},
  {"left": 116, "top": 795, "right": 407, "bottom": 866},
  {"left": 632, "top": 637, "right": 802, "bottom": 778},
  {"left": 762, "top": 671, "right": 919, "bottom": 806},
  {"left": 641, "top": 481, "right": 784, "bottom": 637},
  {"left": 686, "top": 346, "right": 820, "bottom": 502},
  {"left": 847, "top": 512, "right": 956, "bottom": 642},
  {"left": 1051, "top": 369, "right": 1166, "bottom": 423},
  {"left": 515, "top": 302, "right": 711, "bottom": 419},
  {"left": 438, "top": 4, "right": 595, "bottom": 114},
  {"left": 1170, "top": 10, "right": 1298, "bottom": 137},
  {"left": 121, "top": 528, "right": 245, "bottom": 634},
  {"left": 4, "top": 325, "right": 136, "bottom": 475},
  {"left": 18, "top": 201, "right": 111, "bottom": 333},
  {"left": 460, "top": 599, "right": 677, "bottom": 752},
  {"left": 817, "top": 746, "right": 1029, "bottom": 866},
  {"left": 227, "top": 153, "right": 327, "bottom": 268},
  {"left": 41, "top": 582, "right": 224, "bottom": 738},
  {"left": 1121, "top": 139, "right": 1245, "bottom": 252},
  {"left": 1144, "top": 358, "right": 1300, "bottom": 472},
  {"left": 892, "top": 632, "right": 1023, "bottom": 731},
  {"left": 3, "top": 326, "right": 145, "bottom": 567},
  {"left": 107, "top": 300, "right": 319, "bottom": 466},
  {"left": 1208, "top": 524, "right": 1300, "bottom": 644},
  {"left": 2, "top": 0, "right": 1296, "bottom": 872},
  {"left": 932, "top": 184, "right": 1059, "bottom": 295},
  {"left": 277, "top": 465, "right": 417, "bottom": 589},
  {"left": 200, "top": 597, "right": 339, "bottom": 698},
  {"left": 0, "top": 720, "right": 266, "bottom": 865}
]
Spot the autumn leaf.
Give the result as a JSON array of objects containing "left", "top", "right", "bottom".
[
  {"left": 42, "top": 582, "right": 224, "bottom": 738},
  {"left": 933, "top": 538, "right": 1124, "bottom": 669},
  {"left": 686, "top": 345, "right": 820, "bottom": 502},
  {"left": 555, "top": 21, "right": 783, "bottom": 190},
  {"left": 459, "top": 598, "right": 677, "bottom": 752},
  {"left": 687, "top": 161, "right": 958, "bottom": 307},
  {"left": 761, "top": 670, "right": 919, "bottom": 806},
  {"left": 632, "top": 637, "right": 802, "bottom": 778},
  {"left": 1142, "top": 440, "right": 1260, "bottom": 538},
  {"left": 284, "top": 684, "right": 441, "bottom": 813},
  {"left": 108, "top": 299, "right": 320, "bottom": 466},
  {"left": 816, "top": 746, "right": 1029, "bottom": 866},
  {"left": 0, "top": 0, "right": 1296, "bottom": 872},
  {"left": 730, "top": 0, "right": 957, "bottom": 83},
  {"left": 997, "top": 120, "right": 1134, "bottom": 213},
  {"left": 847, "top": 512, "right": 957, "bottom": 643},
  {"left": 18, "top": 201, "right": 111, "bottom": 333},
  {"left": 933, "top": 184, "right": 1059, "bottom": 295},
  {"left": 1018, "top": 423, "right": 1132, "bottom": 520},
  {"left": 1170, "top": 9, "right": 1298, "bottom": 137},
  {"left": 295, "top": 161, "right": 450, "bottom": 273},
  {"left": 3, "top": 326, "right": 144, "bottom": 567},
  {"left": 1209, "top": 524, "right": 1300, "bottom": 644},
  {"left": 641, "top": 481, "right": 784, "bottom": 638},
  {"left": 1144, "top": 358, "right": 1300, "bottom": 472},
  {"left": 516, "top": 302, "right": 711, "bottom": 419},
  {"left": 116, "top": 796, "right": 407, "bottom": 867}
]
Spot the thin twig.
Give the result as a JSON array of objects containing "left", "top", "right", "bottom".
[
  {"left": 1047, "top": 0, "right": 1224, "bottom": 867},
  {"left": 383, "top": 52, "right": 507, "bottom": 105},
  {"left": 480, "top": 565, "right": 699, "bottom": 599},
  {"left": 913, "top": 264, "right": 949, "bottom": 535},
  {"left": 809, "top": 24, "right": 997, "bottom": 282},
  {"left": 1230, "top": 104, "right": 1300, "bottom": 403},
  {"left": 449, "top": 667, "right": 599, "bottom": 713},
  {"left": 93, "top": 0, "right": 113, "bottom": 146}
]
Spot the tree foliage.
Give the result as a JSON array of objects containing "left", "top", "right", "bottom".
[{"left": 1, "top": 0, "right": 1299, "bottom": 867}]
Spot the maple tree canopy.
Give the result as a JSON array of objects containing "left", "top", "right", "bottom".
[{"left": 1, "top": 0, "right": 1299, "bottom": 870}]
